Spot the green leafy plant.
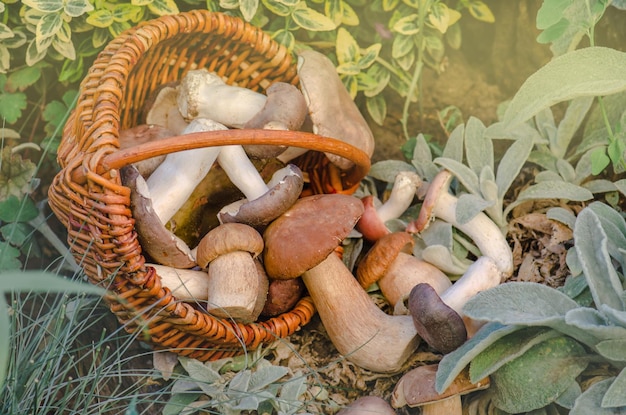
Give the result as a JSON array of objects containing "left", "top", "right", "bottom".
[
  {"left": 164, "top": 350, "right": 313, "bottom": 415},
  {"left": 435, "top": 201, "right": 626, "bottom": 413}
]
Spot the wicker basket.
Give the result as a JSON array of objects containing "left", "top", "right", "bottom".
[{"left": 47, "top": 10, "right": 371, "bottom": 361}]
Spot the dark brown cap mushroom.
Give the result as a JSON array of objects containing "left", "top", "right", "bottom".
[
  {"left": 260, "top": 277, "right": 306, "bottom": 317},
  {"left": 408, "top": 283, "right": 467, "bottom": 354},
  {"left": 119, "top": 124, "right": 176, "bottom": 178}
]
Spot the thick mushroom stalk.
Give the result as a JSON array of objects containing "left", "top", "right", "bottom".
[
  {"left": 263, "top": 194, "right": 419, "bottom": 373},
  {"left": 357, "top": 171, "right": 422, "bottom": 242},
  {"left": 406, "top": 169, "right": 513, "bottom": 279},
  {"left": 149, "top": 264, "right": 210, "bottom": 300},
  {"left": 146, "top": 118, "right": 226, "bottom": 224}
]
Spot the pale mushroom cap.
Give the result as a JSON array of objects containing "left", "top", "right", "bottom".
[
  {"left": 196, "top": 222, "right": 264, "bottom": 268},
  {"left": 297, "top": 50, "right": 375, "bottom": 170},
  {"left": 263, "top": 194, "right": 364, "bottom": 279},
  {"left": 336, "top": 396, "right": 396, "bottom": 415}
]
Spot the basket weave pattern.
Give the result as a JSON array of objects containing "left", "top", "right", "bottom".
[{"left": 48, "top": 10, "right": 369, "bottom": 360}]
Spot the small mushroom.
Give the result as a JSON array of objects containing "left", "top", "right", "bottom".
[
  {"left": 119, "top": 124, "right": 176, "bottom": 178},
  {"left": 149, "top": 263, "right": 210, "bottom": 300},
  {"left": 406, "top": 169, "right": 513, "bottom": 279},
  {"left": 217, "top": 163, "right": 304, "bottom": 228},
  {"left": 356, "top": 232, "right": 451, "bottom": 309},
  {"left": 260, "top": 277, "right": 306, "bottom": 317},
  {"left": 263, "top": 194, "right": 419, "bottom": 373},
  {"left": 121, "top": 164, "right": 195, "bottom": 268},
  {"left": 297, "top": 50, "right": 375, "bottom": 170},
  {"left": 143, "top": 82, "right": 188, "bottom": 134},
  {"left": 243, "top": 82, "right": 308, "bottom": 159},
  {"left": 195, "top": 223, "right": 268, "bottom": 322},
  {"left": 391, "top": 364, "right": 490, "bottom": 413},
  {"left": 336, "top": 396, "right": 396, "bottom": 415},
  {"left": 408, "top": 283, "right": 467, "bottom": 354},
  {"left": 356, "top": 171, "right": 422, "bottom": 242}
]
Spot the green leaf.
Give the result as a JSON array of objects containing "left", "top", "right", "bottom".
[
  {"left": 436, "top": 322, "right": 522, "bottom": 393},
  {"left": 392, "top": 14, "right": 419, "bottom": 35},
  {"left": 590, "top": 146, "right": 611, "bottom": 175},
  {"left": 504, "top": 181, "right": 593, "bottom": 218},
  {"left": 441, "top": 123, "right": 464, "bottom": 161},
  {"left": 1, "top": 222, "right": 32, "bottom": 246},
  {"left": 111, "top": 4, "right": 143, "bottom": 22},
  {"left": 147, "top": 0, "right": 179, "bottom": 16},
  {"left": 469, "top": 327, "right": 558, "bottom": 383},
  {"left": 391, "top": 33, "right": 414, "bottom": 59},
  {"left": 502, "top": 47, "right": 626, "bottom": 129},
  {"left": 464, "top": 116, "right": 492, "bottom": 175},
  {"left": 358, "top": 44, "right": 381, "bottom": 69},
  {"left": 574, "top": 207, "right": 624, "bottom": 311},
  {"left": 240, "top": 0, "right": 259, "bottom": 21},
  {"left": 366, "top": 95, "right": 386, "bottom": 126},
  {"left": 336, "top": 27, "right": 359, "bottom": 65},
  {"left": 433, "top": 157, "right": 480, "bottom": 195},
  {"left": 271, "top": 29, "right": 294, "bottom": 51},
  {"left": 179, "top": 357, "right": 221, "bottom": 384},
  {"left": 603, "top": 368, "right": 626, "bottom": 407},
  {"left": 0, "top": 150, "right": 37, "bottom": 202},
  {"left": 368, "top": 159, "right": 415, "bottom": 183},
  {"left": 595, "top": 339, "right": 626, "bottom": 361},
  {"left": 455, "top": 193, "right": 493, "bottom": 224},
  {"left": 0, "top": 196, "right": 38, "bottom": 222},
  {"left": 467, "top": 0, "right": 495, "bottom": 23},
  {"left": 463, "top": 282, "right": 579, "bottom": 325},
  {"left": 52, "top": 36, "right": 76, "bottom": 60},
  {"left": 36, "top": 11, "right": 63, "bottom": 40},
  {"left": 570, "top": 377, "right": 615, "bottom": 414},
  {"left": 0, "top": 23, "right": 14, "bottom": 41},
  {"left": 553, "top": 96, "right": 594, "bottom": 158},
  {"left": 261, "top": 0, "right": 292, "bottom": 16},
  {"left": 536, "top": 18, "right": 569, "bottom": 44},
  {"left": 0, "top": 90, "right": 27, "bottom": 124},
  {"left": 363, "top": 64, "right": 390, "bottom": 97},
  {"left": 324, "top": 0, "right": 342, "bottom": 25},
  {"left": 291, "top": 5, "right": 337, "bottom": 31},
  {"left": 565, "top": 308, "right": 626, "bottom": 340},
  {"left": 6, "top": 66, "right": 42, "bottom": 92},
  {"left": 0, "top": 241, "right": 21, "bottom": 270},
  {"left": 536, "top": 0, "right": 572, "bottom": 29},
  {"left": 496, "top": 135, "right": 534, "bottom": 199},
  {"left": 22, "top": 0, "right": 63, "bottom": 13},
  {"left": 64, "top": 0, "right": 94, "bottom": 17},
  {"left": 490, "top": 336, "right": 588, "bottom": 413},
  {"left": 249, "top": 365, "right": 289, "bottom": 390}
]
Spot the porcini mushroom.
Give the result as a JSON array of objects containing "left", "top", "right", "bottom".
[
  {"left": 297, "top": 50, "right": 375, "bottom": 170},
  {"left": 149, "top": 263, "right": 210, "bottom": 300},
  {"left": 243, "top": 82, "right": 308, "bottom": 159},
  {"left": 195, "top": 223, "right": 268, "bottom": 322},
  {"left": 261, "top": 277, "right": 306, "bottom": 317},
  {"left": 119, "top": 124, "right": 175, "bottom": 178},
  {"left": 408, "top": 283, "right": 467, "bottom": 354},
  {"left": 391, "top": 364, "right": 490, "bottom": 413},
  {"left": 263, "top": 194, "right": 419, "bottom": 373},
  {"left": 121, "top": 164, "right": 195, "bottom": 268},
  {"left": 356, "top": 171, "right": 422, "bottom": 242},
  {"left": 336, "top": 396, "right": 395, "bottom": 415},
  {"left": 356, "top": 232, "right": 451, "bottom": 309},
  {"left": 406, "top": 169, "right": 513, "bottom": 279}
]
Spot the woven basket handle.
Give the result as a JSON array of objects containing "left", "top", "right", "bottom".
[{"left": 73, "top": 129, "right": 371, "bottom": 188}]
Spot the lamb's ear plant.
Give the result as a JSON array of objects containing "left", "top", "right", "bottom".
[{"left": 435, "top": 201, "right": 626, "bottom": 414}]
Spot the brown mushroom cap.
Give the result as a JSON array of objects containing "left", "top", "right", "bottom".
[
  {"left": 391, "top": 364, "right": 490, "bottom": 409},
  {"left": 408, "top": 283, "right": 467, "bottom": 354},
  {"left": 297, "top": 50, "right": 375, "bottom": 170},
  {"left": 119, "top": 124, "right": 175, "bottom": 178},
  {"left": 336, "top": 396, "right": 396, "bottom": 415},
  {"left": 218, "top": 164, "right": 304, "bottom": 228},
  {"left": 263, "top": 194, "right": 364, "bottom": 279},
  {"left": 356, "top": 231, "right": 414, "bottom": 289},
  {"left": 260, "top": 277, "right": 305, "bottom": 317},
  {"left": 195, "top": 222, "right": 264, "bottom": 268}
]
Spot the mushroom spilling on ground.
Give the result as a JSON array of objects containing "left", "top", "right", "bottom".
[
  {"left": 195, "top": 223, "right": 268, "bottom": 322},
  {"left": 263, "top": 194, "right": 419, "bottom": 373},
  {"left": 391, "top": 364, "right": 490, "bottom": 414},
  {"left": 356, "top": 231, "right": 451, "bottom": 310},
  {"left": 336, "top": 396, "right": 396, "bottom": 415},
  {"left": 356, "top": 171, "right": 422, "bottom": 242}
]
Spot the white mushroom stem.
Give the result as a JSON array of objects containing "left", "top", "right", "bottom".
[
  {"left": 376, "top": 171, "right": 422, "bottom": 223},
  {"left": 217, "top": 145, "right": 269, "bottom": 201},
  {"left": 146, "top": 118, "right": 226, "bottom": 224},
  {"left": 177, "top": 69, "right": 266, "bottom": 128},
  {"left": 302, "top": 253, "right": 419, "bottom": 373},
  {"left": 150, "top": 264, "right": 210, "bottom": 300}
]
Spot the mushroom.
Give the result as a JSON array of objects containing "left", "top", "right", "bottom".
[
  {"left": 242, "top": 82, "right": 308, "bottom": 159},
  {"left": 195, "top": 222, "right": 268, "bottom": 322},
  {"left": 408, "top": 283, "right": 467, "bottom": 354},
  {"left": 149, "top": 263, "right": 210, "bottom": 300},
  {"left": 356, "top": 232, "right": 451, "bottom": 310},
  {"left": 145, "top": 118, "right": 228, "bottom": 224},
  {"left": 297, "top": 50, "right": 375, "bottom": 170},
  {"left": 263, "top": 194, "right": 419, "bottom": 373},
  {"left": 177, "top": 69, "right": 267, "bottom": 128},
  {"left": 119, "top": 124, "right": 175, "bottom": 178},
  {"left": 121, "top": 164, "right": 195, "bottom": 268},
  {"left": 336, "top": 396, "right": 396, "bottom": 415},
  {"left": 356, "top": 171, "right": 422, "bottom": 242},
  {"left": 261, "top": 277, "right": 306, "bottom": 317},
  {"left": 406, "top": 169, "right": 513, "bottom": 279},
  {"left": 143, "top": 82, "right": 188, "bottom": 134},
  {"left": 391, "top": 364, "right": 490, "bottom": 413},
  {"left": 216, "top": 160, "right": 304, "bottom": 228}
]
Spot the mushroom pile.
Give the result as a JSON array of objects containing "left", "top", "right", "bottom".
[{"left": 118, "top": 50, "right": 375, "bottom": 326}]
